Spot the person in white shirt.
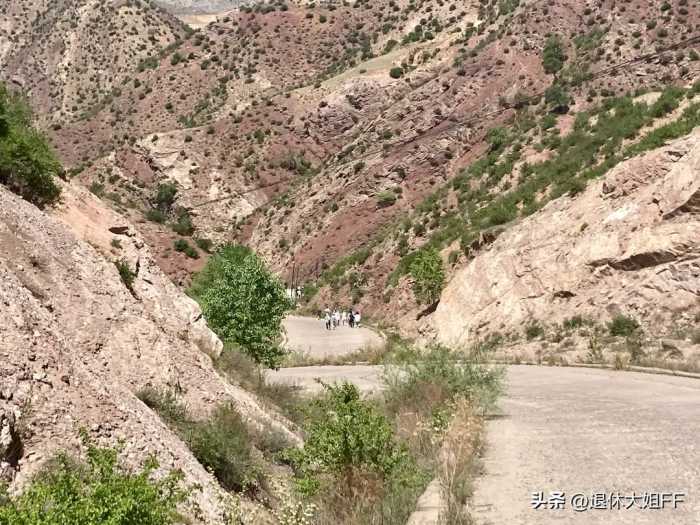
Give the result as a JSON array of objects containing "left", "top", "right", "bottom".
[{"left": 333, "top": 309, "right": 340, "bottom": 329}]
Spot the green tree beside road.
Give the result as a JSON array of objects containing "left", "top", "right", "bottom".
[{"left": 190, "top": 244, "right": 291, "bottom": 368}]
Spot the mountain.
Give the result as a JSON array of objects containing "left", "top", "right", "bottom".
[
  {"left": 0, "top": 0, "right": 187, "bottom": 126},
  {"left": 3, "top": 0, "right": 699, "bottom": 330},
  {"left": 2, "top": 0, "right": 700, "bottom": 521}
]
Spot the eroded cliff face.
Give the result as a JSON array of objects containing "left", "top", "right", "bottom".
[
  {"left": 0, "top": 182, "right": 296, "bottom": 522},
  {"left": 431, "top": 130, "right": 700, "bottom": 347}
]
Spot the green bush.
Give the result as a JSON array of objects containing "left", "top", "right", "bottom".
[
  {"left": 376, "top": 190, "right": 398, "bottom": 207},
  {"left": 115, "top": 259, "right": 136, "bottom": 293},
  {"left": 389, "top": 66, "right": 404, "bottom": 79},
  {"left": 0, "top": 435, "right": 185, "bottom": 525},
  {"left": 285, "top": 382, "right": 413, "bottom": 494},
  {"left": 185, "top": 404, "right": 257, "bottom": 493},
  {"left": 544, "top": 83, "right": 571, "bottom": 112},
  {"left": 174, "top": 239, "right": 199, "bottom": 259},
  {"left": 171, "top": 211, "right": 195, "bottom": 236},
  {"left": 155, "top": 182, "right": 178, "bottom": 210},
  {"left": 146, "top": 208, "right": 167, "bottom": 223},
  {"left": 409, "top": 247, "right": 445, "bottom": 305},
  {"left": 195, "top": 237, "right": 213, "bottom": 253},
  {"left": 608, "top": 314, "right": 640, "bottom": 336},
  {"left": 0, "top": 83, "right": 61, "bottom": 207},
  {"left": 542, "top": 36, "right": 566, "bottom": 74},
  {"left": 189, "top": 245, "right": 291, "bottom": 368},
  {"left": 525, "top": 322, "right": 544, "bottom": 340},
  {"left": 138, "top": 388, "right": 257, "bottom": 493}
]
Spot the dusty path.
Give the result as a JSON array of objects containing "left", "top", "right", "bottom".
[
  {"left": 270, "top": 362, "right": 700, "bottom": 524},
  {"left": 282, "top": 315, "right": 383, "bottom": 360},
  {"left": 471, "top": 365, "right": 700, "bottom": 524}
]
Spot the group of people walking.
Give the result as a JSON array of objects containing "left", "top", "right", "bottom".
[{"left": 323, "top": 308, "right": 361, "bottom": 330}]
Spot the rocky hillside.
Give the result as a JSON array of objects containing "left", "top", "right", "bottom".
[
  {"left": 0, "top": 180, "right": 296, "bottom": 522},
  {"left": 4, "top": 0, "right": 700, "bottom": 324},
  {"left": 0, "top": 0, "right": 187, "bottom": 127},
  {"left": 44, "top": 0, "right": 700, "bottom": 288},
  {"left": 432, "top": 127, "right": 700, "bottom": 347}
]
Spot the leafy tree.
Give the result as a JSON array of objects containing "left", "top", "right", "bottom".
[
  {"left": 409, "top": 247, "right": 445, "bottom": 305},
  {"left": 0, "top": 83, "right": 61, "bottom": 207},
  {"left": 0, "top": 436, "right": 185, "bottom": 525},
  {"left": 542, "top": 36, "right": 566, "bottom": 75},
  {"left": 190, "top": 245, "right": 291, "bottom": 368}
]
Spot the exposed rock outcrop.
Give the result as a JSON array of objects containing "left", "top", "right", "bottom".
[
  {"left": 0, "top": 182, "right": 297, "bottom": 522},
  {"left": 432, "top": 130, "right": 700, "bottom": 346}
]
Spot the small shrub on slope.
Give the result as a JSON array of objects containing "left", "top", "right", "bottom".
[
  {"left": 0, "top": 435, "right": 185, "bottom": 525},
  {"left": 409, "top": 247, "right": 445, "bottom": 305}
]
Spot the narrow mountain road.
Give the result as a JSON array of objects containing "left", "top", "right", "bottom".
[
  {"left": 471, "top": 365, "right": 700, "bottom": 525},
  {"left": 271, "top": 319, "right": 700, "bottom": 524},
  {"left": 281, "top": 315, "right": 383, "bottom": 360},
  {"left": 271, "top": 361, "right": 700, "bottom": 523}
]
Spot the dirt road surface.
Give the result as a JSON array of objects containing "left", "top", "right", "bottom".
[
  {"left": 282, "top": 315, "right": 383, "bottom": 360},
  {"left": 471, "top": 365, "right": 700, "bottom": 524}
]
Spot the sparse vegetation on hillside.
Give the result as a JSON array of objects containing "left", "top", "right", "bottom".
[
  {"left": 138, "top": 388, "right": 261, "bottom": 494},
  {"left": 320, "top": 82, "right": 700, "bottom": 305},
  {"left": 0, "top": 84, "right": 61, "bottom": 206}
]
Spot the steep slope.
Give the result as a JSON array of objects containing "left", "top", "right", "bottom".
[
  {"left": 0, "top": 0, "right": 187, "bottom": 127},
  {"left": 5, "top": 0, "right": 700, "bottom": 313},
  {"left": 432, "top": 128, "right": 700, "bottom": 346},
  {"left": 0, "top": 181, "right": 296, "bottom": 522},
  {"left": 242, "top": 0, "right": 700, "bottom": 283}
]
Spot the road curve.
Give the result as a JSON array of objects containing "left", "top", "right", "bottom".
[
  {"left": 269, "top": 363, "right": 700, "bottom": 524},
  {"left": 471, "top": 365, "right": 700, "bottom": 524},
  {"left": 282, "top": 315, "right": 383, "bottom": 359}
]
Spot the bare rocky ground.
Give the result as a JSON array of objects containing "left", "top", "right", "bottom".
[{"left": 0, "top": 182, "right": 297, "bottom": 523}]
